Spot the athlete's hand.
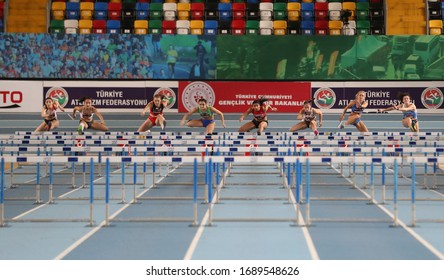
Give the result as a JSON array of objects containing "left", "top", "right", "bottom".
[
  {"left": 319, "top": 123, "right": 322, "bottom": 128},
  {"left": 222, "top": 122, "right": 226, "bottom": 128},
  {"left": 180, "top": 120, "right": 185, "bottom": 126},
  {"left": 339, "top": 115, "right": 344, "bottom": 121},
  {"left": 239, "top": 117, "right": 244, "bottom": 122}
]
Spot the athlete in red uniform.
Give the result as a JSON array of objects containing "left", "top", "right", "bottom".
[
  {"left": 138, "top": 94, "right": 169, "bottom": 132},
  {"left": 238, "top": 98, "right": 277, "bottom": 135}
]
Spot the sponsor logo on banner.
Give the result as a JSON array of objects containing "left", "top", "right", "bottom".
[
  {"left": 0, "top": 90, "right": 23, "bottom": 109},
  {"left": 45, "top": 87, "right": 69, "bottom": 107},
  {"left": 313, "top": 88, "right": 336, "bottom": 109},
  {"left": 154, "top": 87, "right": 176, "bottom": 109},
  {"left": 421, "top": 87, "right": 443, "bottom": 109},
  {"left": 182, "top": 82, "right": 216, "bottom": 111}
]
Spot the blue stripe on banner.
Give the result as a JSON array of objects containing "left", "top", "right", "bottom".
[
  {"left": 94, "top": 141, "right": 101, "bottom": 144},
  {"left": 346, "top": 132, "right": 352, "bottom": 135},
  {"left": 375, "top": 141, "right": 382, "bottom": 145},
  {"left": 428, "top": 158, "right": 437, "bottom": 163},
  {"left": 63, "top": 147, "right": 71, "bottom": 152},
  {"left": 420, "top": 137, "right": 425, "bottom": 140},
  {"left": 57, "top": 140, "right": 64, "bottom": 144},
  {"left": 271, "top": 147, "right": 278, "bottom": 152},
  {"left": 234, "top": 141, "right": 240, "bottom": 145},
  {"left": 353, "top": 148, "right": 361, "bottom": 152},
  {"left": 338, "top": 141, "right": 345, "bottom": 145},
  {"left": 229, "top": 148, "right": 238, "bottom": 152},
  {"left": 55, "top": 136, "right": 61, "bottom": 139},
  {"left": 372, "top": 158, "right": 382, "bottom": 163},
  {"left": 129, "top": 140, "right": 136, "bottom": 145},
  {"left": 395, "top": 148, "right": 403, "bottom": 152},
  {"left": 313, "top": 148, "right": 320, "bottom": 152},
  {"left": 17, "top": 157, "right": 27, "bottom": 162},
  {"left": 86, "top": 135, "right": 92, "bottom": 139},
  {"left": 198, "top": 141, "right": 205, "bottom": 145},
  {"left": 304, "top": 141, "right": 310, "bottom": 145},
  {"left": 328, "top": 136, "right": 334, "bottom": 140},
  {"left": 19, "top": 147, "right": 28, "bottom": 152},
  {"left": 187, "top": 147, "right": 196, "bottom": 152},
  {"left": 437, "top": 148, "right": 444, "bottom": 152},
  {"left": 23, "top": 140, "right": 29, "bottom": 144},
  {"left": 426, "top": 132, "right": 431, "bottom": 135},
  {"left": 147, "top": 147, "right": 155, "bottom": 152},
  {"left": 274, "top": 157, "right": 284, "bottom": 162},
  {"left": 322, "top": 158, "right": 331, "bottom": 162},
  {"left": 267, "top": 136, "right": 273, "bottom": 139},
  {"left": 68, "top": 157, "right": 78, "bottom": 162},
  {"left": 164, "top": 141, "right": 171, "bottom": 145},
  {"left": 24, "top": 136, "right": 30, "bottom": 139},
  {"left": 409, "top": 141, "right": 416, "bottom": 145},
  {"left": 122, "top": 157, "right": 132, "bottom": 162},
  {"left": 224, "top": 157, "right": 234, "bottom": 162},
  {"left": 117, "top": 135, "right": 123, "bottom": 139},
  {"left": 267, "top": 141, "right": 275, "bottom": 145},
  {"left": 176, "top": 136, "right": 182, "bottom": 139},
  {"left": 104, "top": 147, "right": 112, "bottom": 152},
  {"left": 358, "top": 136, "right": 364, "bottom": 140},
  {"left": 172, "top": 157, "right": 182, "bottom": 162}
]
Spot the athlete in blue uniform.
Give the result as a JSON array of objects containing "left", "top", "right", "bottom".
[
  {"left": 339, "top": 90, "right": 369, "bottom": 132},
  {"left": 378, "top": 92, "right": 419, "bottom": 132},
  {"left": 180, "top": 98, "right": 226, "bottom": 134}
]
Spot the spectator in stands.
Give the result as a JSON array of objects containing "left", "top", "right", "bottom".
[{"left": 194, "top": 40, "right": 207, "bottom": 66}]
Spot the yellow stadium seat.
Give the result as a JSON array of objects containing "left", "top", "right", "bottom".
[
  {"left": 190, "top": 20, "right": 203, "bottom": 35},
  {"left": 287, "top": 3, "right": 301, "bottom": 22},
  {"left": 273, "top": 20, "right": 287, "bottom": 35},
  {"left": 328, "top": 20, "right": 343, "bottom": 35},
  {"left": 177, "top": 2, "right": 191, "bottom": 20},
  {"left": 429, "top": 20, "right": 443, "bottom": 35},
  {"left": 51, "top": 2, "right": 66, "bottom": 20},
  {"left": 80, "top": 2, "right": 94, "bottom": 20},
  {"left": 79, "top": 19, "right": 92, "bottom": 34},
  {"left": 134, "top": 19, "right": 148, "bottom": 34}
]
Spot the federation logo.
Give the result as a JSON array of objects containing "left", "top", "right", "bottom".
[
  {"left": 421, "top": 87, "right": 443, "bottom": 109},
  {"left": 45, "top": 87, "right": 69, "bottom": 107},
  {"left": 313, "top": 88, "right": 336, "bottom": 109},
  {"left": 182, "top": 82, "right": 215, "bottom": 111},
  {"left": 154, "top": 87, "right": 176, "bottom": 109}
]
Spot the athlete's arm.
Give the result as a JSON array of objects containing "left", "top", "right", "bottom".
[
  {"left": 211, "top": 107, "right": 226, "bottom": 128},
  {"left": 314, "top": 108, "right": 323, "bottom": 127},
  {"left": 180, "top": 107, "right": 198, "bottom": 126},
  {"left": 140, "top": 101, "right": 153, "bottom": 116},
  {"left": 239, "top": 108, "right": 252, "bottom": 122},
  {"left": 93, "top": 107, "right": 106, "bottom": 124}
]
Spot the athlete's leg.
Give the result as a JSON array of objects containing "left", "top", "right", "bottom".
[
  {"left": 137, "top": 120, "right": 154, "bottom": 132},
  {"left": 90, "top": 122, "right": 109, "bottom": 131},
  {"left": 50, "top": 120, "right": 60, "bottom": 130},
  {"left": 309, "top": 120, "right": 319, "bottom": 135},
  {"left": 289, "top": 122, "right": 308, "bottom": 132},
  {"left": 356, "top": 121, "right": 369, "bottom": 132},
  {"left": 238, "top": 122, "right": 256, "bottom": 132},
  {"left": 187, "top": 119, "right": 204, "bottom": 128},
  {"left": 257, "top": 121, "right": 268, "bottom": 134},
  {"left": 155, "top": 115, "right": 166, "bottom": 130},
  {"left": 35, "top": 122, "right": 47, "bottom": 132},
  {"left": 205, "top": 122, "right": 216, "bottom": 134}
]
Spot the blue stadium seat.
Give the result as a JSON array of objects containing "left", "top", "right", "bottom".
[
  {"left": 66, "top": 2, "right": 80, "bottom": 20},
  {"left": 107, "top": 20, "right": 121, "bottom": 34},
  {"left": 135, "top": 2, "right": 149, "bottom": 20},
  {"left": 204, "top": 20, "right": 218, "bottom": 35}
]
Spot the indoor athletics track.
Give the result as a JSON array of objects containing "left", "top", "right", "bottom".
[{"left": 0, "top": 112, "right": 443, "bottom": 260}]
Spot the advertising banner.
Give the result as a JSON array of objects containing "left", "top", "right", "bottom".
[
  {"left": 312, "top": 82, "right": 444, "bottom": 110},
  {"left": 178, "top": 81, "right": 310, "bottom": 113},
  {"left": 43, "top": 81, "right": 178, "bottom": 111},
  {"left": 0, "top": 81, "right": 43, "bottom": 112}
]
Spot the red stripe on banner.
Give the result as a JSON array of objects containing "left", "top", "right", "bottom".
[{"left": 178, "top": 81, "right": 311, "bottom": 113}]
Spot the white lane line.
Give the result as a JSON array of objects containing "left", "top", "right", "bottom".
[
  {"left": 184, "top": 163, "right": 320, "bottom": 260},
  {"left": 331, "top": 164, "right": 444, "bottom": 260},
  {"left": 54, "top": 164, "right": 179, "bottom": 260}
]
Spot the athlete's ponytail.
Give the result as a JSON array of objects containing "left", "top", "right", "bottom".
[
  {"left": 253, "top": 98, "right": 268, "bottom": 106},
  {"left": 79, "top": 96, "right": 92, "bottom": 103}
]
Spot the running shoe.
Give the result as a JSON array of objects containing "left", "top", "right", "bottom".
[
  {"left": 314, "top": 130, "right": 319, "bottom": 136},
  {"left": 338, "top": 121, "right": 344, "bottom": 129},
  {"left": 77, "top": 125, "right": 84, "bottom": 135},
  {"left": 161, "top": 121, "right": 166, "bottom": 131},
  {"left": 410, "top": 119, "right": 418, "bottom": 132}
]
